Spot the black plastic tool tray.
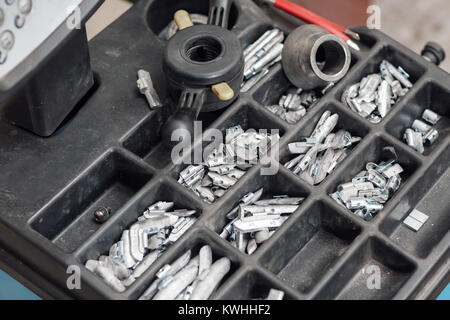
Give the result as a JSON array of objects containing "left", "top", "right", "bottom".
[{"left": 0, "top": 0, "right": 449, "bottom": 300}]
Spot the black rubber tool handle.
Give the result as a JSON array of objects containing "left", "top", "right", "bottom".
[
  {"left": 208, "top": 0, "right": 233, "bottom": 28},
  {"left": 162, "top": 88, "right": 207, "bottom": 147}
]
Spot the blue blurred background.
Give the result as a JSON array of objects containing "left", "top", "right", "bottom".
[
  {"left": 0, "top": 268, "right": 448, "bottom": 300},
  {"left": 0, "top": 270, "right": 40, "bottom": 300}
]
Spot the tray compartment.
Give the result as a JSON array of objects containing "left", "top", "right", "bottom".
[
  {"left": 316, "top": 237, "right": 416, "bottom": 300},
  {"left": 325, "top": 136, "right": 421, "bottom": 220},
  {"left": 385, "top": 81, "right": 450, "bottom": 155},
  {"left": 129, "top": 229, "right": 241, "bottom": 300},
  {"left": 336, "top": 44, "right": 427, "bottom": 123},
  {"left": 122, "top": 113, "right": 164, "bottom": 158},
  {"left": 380, "top": 163, "right": 450, "bottom": 259},
  {"left": 30, "top": 151, "right": 153, "bottom": 253},
  {"left": 252, "top": 59, "right": 358, "bottom": 115},
  {"left": 280, "top": 102, "right": 371, "bottom": 185},
  {"left": 219, "top": 269, "right": 294, "bottom": 300},
  {"left": 169, "top": 102, "right": 288, "bottom": 201},
  {"left": 259, "top": 201, "right": 361, "bottom": 294},
  {"left": 207, "top": 168, "right": 310, "bottom": 252},
  {"left": 78, "top": 178, "right": 203, "bottom": 264}
]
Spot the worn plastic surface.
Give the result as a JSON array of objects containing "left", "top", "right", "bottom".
[{"left": 0, "top": 0, "right": 448, "bottom": 300}]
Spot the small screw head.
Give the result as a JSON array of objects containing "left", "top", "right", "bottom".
[{"left": 94, "top": 207, "right": 111, "bottom": 223}]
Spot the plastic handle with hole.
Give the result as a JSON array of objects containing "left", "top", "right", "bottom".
[
  {"left": 161, "top": 89, "right": 207, "bottom": 147},
  {"left": 208, "top": 0, "right": 233, "bottom": 28}
]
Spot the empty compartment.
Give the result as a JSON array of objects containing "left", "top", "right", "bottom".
[
  {"left": 79, "top": 179, "right": 203, "bottom": 266},
  {"left": 131, "top": 231, "right": 241, "bottom": 300},
  {"left": 326, "top": 136, "right": 421, "bottom": 220},
  {"left": 122, "top": 113, "right": 163, "bottom": 160},
  {"left": 316, "top": 237, "right": 416, "bottom": 300},
  {"left": 30, "top": 151, "right": 153, "bottom": 253},
  {"left": 385, "top": 81, "right": 450, "bottom": 155},
  {"left": 380, "top": 164, "right": 450, "bottom": 259},
  {"left": 209, "top": 169, "right": 310, "bottom": 254},
  {"left": 121, "top": 112, "right": 175, "bottom": 170},
  {"left": 260, "top": 201, "right": 361, "bottom": 294},
  {"left": 280, "top": 103, "right": 370, "bottom": 186},
  {"left": 220, "top": 270, "right": 293, "bottom": 300},
  {"left": 146, "top": 0, "right": 239, "bottom": 40},
  {"left": 338, "top": 45, "right": 426, "bottom": 122}
]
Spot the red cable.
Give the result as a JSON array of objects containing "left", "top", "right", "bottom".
[{"left": 273, "top": 0, "right": 351, "bottom": 42}]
